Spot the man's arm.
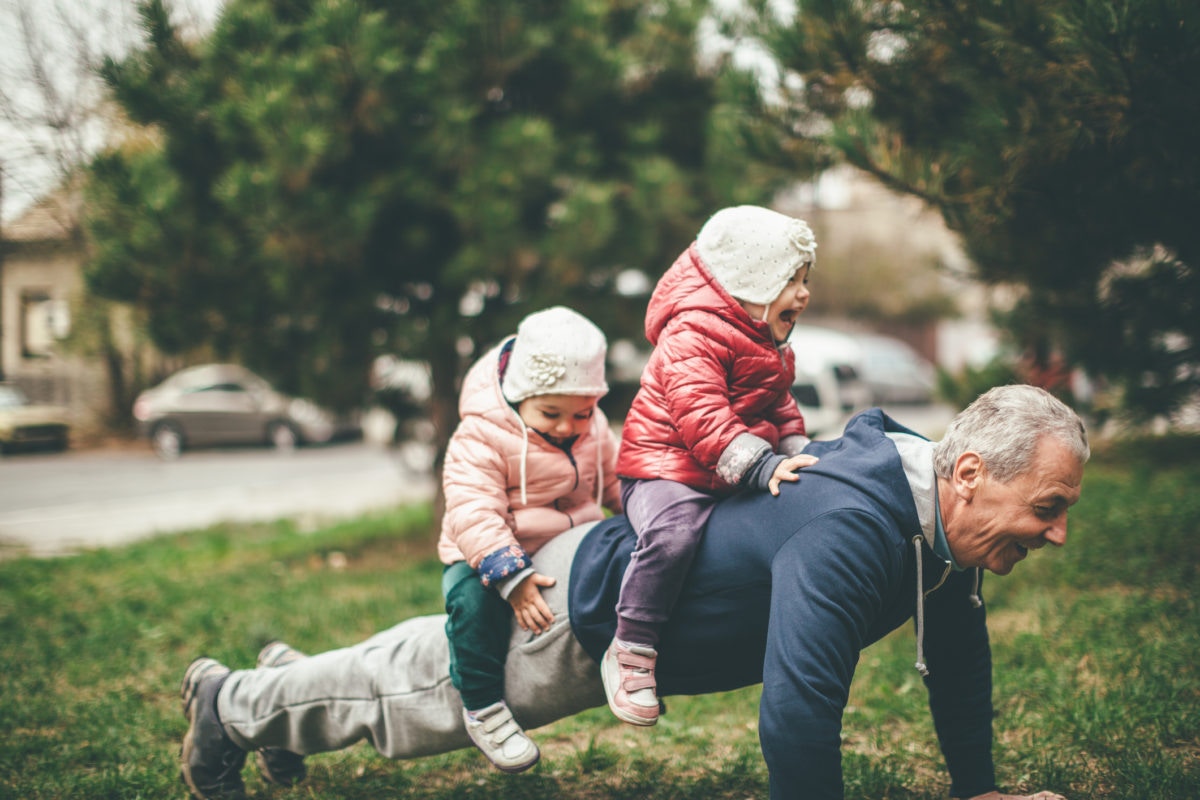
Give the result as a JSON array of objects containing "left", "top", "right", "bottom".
[
  {"left": 761, "top": 509, "right": 902, "bottom": 799},
  {"left": 922, "top": 567, "right": 996, "bottom": 798}
]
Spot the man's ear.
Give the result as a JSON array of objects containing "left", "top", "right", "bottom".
[{"left": 951, "top": 451, "right": 984, "bottom": 500}]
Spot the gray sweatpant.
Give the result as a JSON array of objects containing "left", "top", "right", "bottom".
[{"left": 217, "top": 524, "right": 605, "bottom": 759}]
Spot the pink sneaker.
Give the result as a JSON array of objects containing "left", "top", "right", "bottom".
[{"left": 600, "top": 640, "right": 659, "bottom": 726}]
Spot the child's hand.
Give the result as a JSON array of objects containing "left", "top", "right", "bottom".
[
  {"left": 507, "top": 572, "right": 557, "bottom": 634},
  {"left": 769, "top": 454, "right": 819, "bottom": 496}
]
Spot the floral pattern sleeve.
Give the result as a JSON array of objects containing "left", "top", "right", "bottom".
[{"left": 477, "top": 543, "right": 531, "bottom": 587}]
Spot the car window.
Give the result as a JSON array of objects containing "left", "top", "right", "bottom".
[
  {"left": 832, "top": 364, "right": 860, "bottom": 382},
  {"left": 792, "top": 384, "right": 821, "bottom": 407},
  {"left": 0, "top": 386, "right": 27, "bottom": 408},
  {"left": 187, "top": 382, "right": 248, "bottom": 394}
]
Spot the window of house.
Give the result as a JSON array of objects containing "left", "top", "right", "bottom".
[{"left": 20, "top": 289, "right": 69, "bottom": 359}]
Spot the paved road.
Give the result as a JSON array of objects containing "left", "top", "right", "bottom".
[
  {"left": 0, "top": 403, "right": 955, "bottom": 559},
  {"left": 0, "top": 441, "right": 436, "bottom": 558}
]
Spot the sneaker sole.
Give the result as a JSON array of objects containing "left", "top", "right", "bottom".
[
  {"left": 462, "top": 705, "right": 542, "bottom": 773},
  {"left": 490, "top": 750, "right": 541, "bottom": 774},
  {"left": 600, "top": 650, "right": 659, "bottom": 727}
]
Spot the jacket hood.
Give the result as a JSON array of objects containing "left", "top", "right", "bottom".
[
  {"left": 645, "top": 244, "right": 777, "bottom": 349},
  {"left": 458, "top": 339, "right": 606, "bottom": 507},
  {"left": 459, "top": 338, "right": 522, "bottom": 430}
]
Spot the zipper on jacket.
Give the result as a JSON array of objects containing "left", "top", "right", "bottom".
[{"left": 924, "top": 561, "right": 952, "bottom": 597}]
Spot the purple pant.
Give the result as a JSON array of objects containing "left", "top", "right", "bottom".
[{"left": 616, "top": 478, "right": 718, "bottom": 647}]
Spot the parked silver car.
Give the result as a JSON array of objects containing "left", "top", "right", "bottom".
[
  {"left": 854, "top": 334, "right": 937, "bottom": 406},
  {"left": 133, "top": 364, "right": 358, "bottom": 459},
  {"left": 0, "top": 383, "right": 70, "bottom": 454},
  {"left": 788, "top": 325, "right": 872, "bottom": 438}
]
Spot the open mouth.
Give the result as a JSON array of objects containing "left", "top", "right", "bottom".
[
  {"left": 779, "top": 310, "right": 798, "bottom": 325},
  {"left": 1015, "top": 543, "right": 1029, "bottom": 557}
]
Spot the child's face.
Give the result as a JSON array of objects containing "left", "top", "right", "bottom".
[
  {"left": 739, "top": 263, "right": 811, "bottom": 341},
  {"left": 517, "top": 393, "right": 600, "bottom": 444}
]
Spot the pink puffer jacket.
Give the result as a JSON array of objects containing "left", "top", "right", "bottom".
[
  {"left": 617, "top": 244, "right": 806, "bottom": 492},
  {"left": 437, "top": 339, "right": 622, "bottom": 569}
]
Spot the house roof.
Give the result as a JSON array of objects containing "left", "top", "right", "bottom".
[{"left": 2, "top": 190, "right": 79, "bottom": 244}]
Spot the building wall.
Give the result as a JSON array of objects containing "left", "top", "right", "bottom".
[
  {"left": 1, "top": 239, "right": 108, "bottom": 423},
  {"left": 1, "top": 197, "right": 115, "bottom": 430},
  {"left": 775, "top": 164, "right": 1001, "bottom": 369}
]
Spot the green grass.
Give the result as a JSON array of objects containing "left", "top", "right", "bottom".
[{"left": 1, "top": 437, "right": 1198, "bottom": 799}]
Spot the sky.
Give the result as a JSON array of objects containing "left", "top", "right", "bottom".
[
  {"left": 0, "top": 0, "right": 784, "bottom": 225},
  {"left": 0, "top": 0, "right": 224, "bottom": 223}
]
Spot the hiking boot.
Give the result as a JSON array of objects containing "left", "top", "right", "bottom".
[
  {"left": 252, "top": 642, "right": 308, "bottom": 787},
  {"left": 257, "top": 640, "right": 304, "bottom": 669},
  {"left": 462, "top": 701, "right": 540, "bottom": 773},
  {"left": 600, "top": 640, "right": 660, "bottom": 726},
  {"left": 180, "top": 657, "right": 246, "bottom": 800}
]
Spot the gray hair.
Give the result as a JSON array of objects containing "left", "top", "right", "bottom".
[{"left": 932, "top": 384, "right": 1090, "bottom": 482}]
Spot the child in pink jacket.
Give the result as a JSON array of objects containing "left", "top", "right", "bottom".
[{"left": 437, "top": 306, "right": 622, "bottom": 773}]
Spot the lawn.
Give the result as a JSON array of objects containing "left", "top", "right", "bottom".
[{"left": 1, "top": 436, "right": 1198, "bottom": 799}]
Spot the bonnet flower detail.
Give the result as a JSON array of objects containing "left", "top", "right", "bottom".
[
  {"left": 527, "top": 353, "right": 567, "bottom": 389},
  {"left": 787, "top": 220, "right": 818, "bottom": 264}
]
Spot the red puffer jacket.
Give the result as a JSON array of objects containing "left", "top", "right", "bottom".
[{"left": 617, "top": 244, "right": 806, "bottom": 492}]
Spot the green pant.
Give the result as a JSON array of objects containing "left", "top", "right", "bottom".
[{"left": 442, "top": 561, "right": 513, "bottom": 711}]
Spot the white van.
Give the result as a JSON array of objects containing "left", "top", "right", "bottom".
[{"left": 788, "top": 325, "right": 871, "bottom": 438}]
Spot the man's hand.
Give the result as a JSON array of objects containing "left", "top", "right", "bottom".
[
  {"left": 959, "top": 792, "right": 1067, "bottom": 800},
  {"left": 506, "top": 572, "right": 557, "bottom": 634},
  {"left": 768, "top": 454, "right": 819, "bottom": 496}
]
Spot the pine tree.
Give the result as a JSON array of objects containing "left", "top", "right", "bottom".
[{"left": 759, "top": 0, "right": 1200, "bottom": 418}]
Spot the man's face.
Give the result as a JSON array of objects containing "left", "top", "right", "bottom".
[{"left": 945, "top": 436, "right": 1084, "bottom": 575}]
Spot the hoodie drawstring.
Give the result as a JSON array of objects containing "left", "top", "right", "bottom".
[
  {"left": 969, "top": 568, "right": 983, "bottom": 608},
  {"left": 912, "top": 539, "right": 985, "bottom": 678},
  {"left": 912, "top": 536, "right": 929, "bottom": 677}
]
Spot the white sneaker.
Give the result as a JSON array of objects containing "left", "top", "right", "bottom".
[
  {"left": 600, "top": 640, "right": 660, "bottom": 726},
  {"left": 462, "top": 701, "right": 540, "bottom": 773}
]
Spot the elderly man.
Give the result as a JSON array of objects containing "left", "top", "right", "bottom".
[{"left": 180, "top": 384, "right": 1087, "bottom": 800}]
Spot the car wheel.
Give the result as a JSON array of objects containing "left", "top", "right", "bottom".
[
  {"left": 151, "top": 422, "right": 184, "bottom": 460},
  {"left": 268, "top": 421, "right": 298, "bottom": 453}
]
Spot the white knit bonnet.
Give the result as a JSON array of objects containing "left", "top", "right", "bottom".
[
  {"left": 501, "top": 306, "right": 610, "bottom": 404},
  {"left": 696, "top": 205, "right": 818, "bottom": 305}
]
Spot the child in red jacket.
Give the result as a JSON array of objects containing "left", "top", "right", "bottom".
[{"left": 603, "top": 205, "right": 820, "bottom": 726}]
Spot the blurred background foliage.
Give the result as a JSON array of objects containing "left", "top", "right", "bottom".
[
  {"left": 752, "top": 0, "right": 1200, "bottom": 423},
  {"left": 4, "top": 0, "right": 1187, "bottom": 443},
  {"left": 81, "top": 0, "right": 819, "bottom": 459}
]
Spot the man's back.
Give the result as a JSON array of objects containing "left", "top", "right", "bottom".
[
  {"left": 570, "top": 409, "right": 996, "bottom": 798},
  {"left": 572, "top": 409, "right": 925, "bottom": 692}
]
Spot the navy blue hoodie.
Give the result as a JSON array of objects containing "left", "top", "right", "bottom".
[{"left": 570, "top": 409, "right": 995, "bottom": 799}]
